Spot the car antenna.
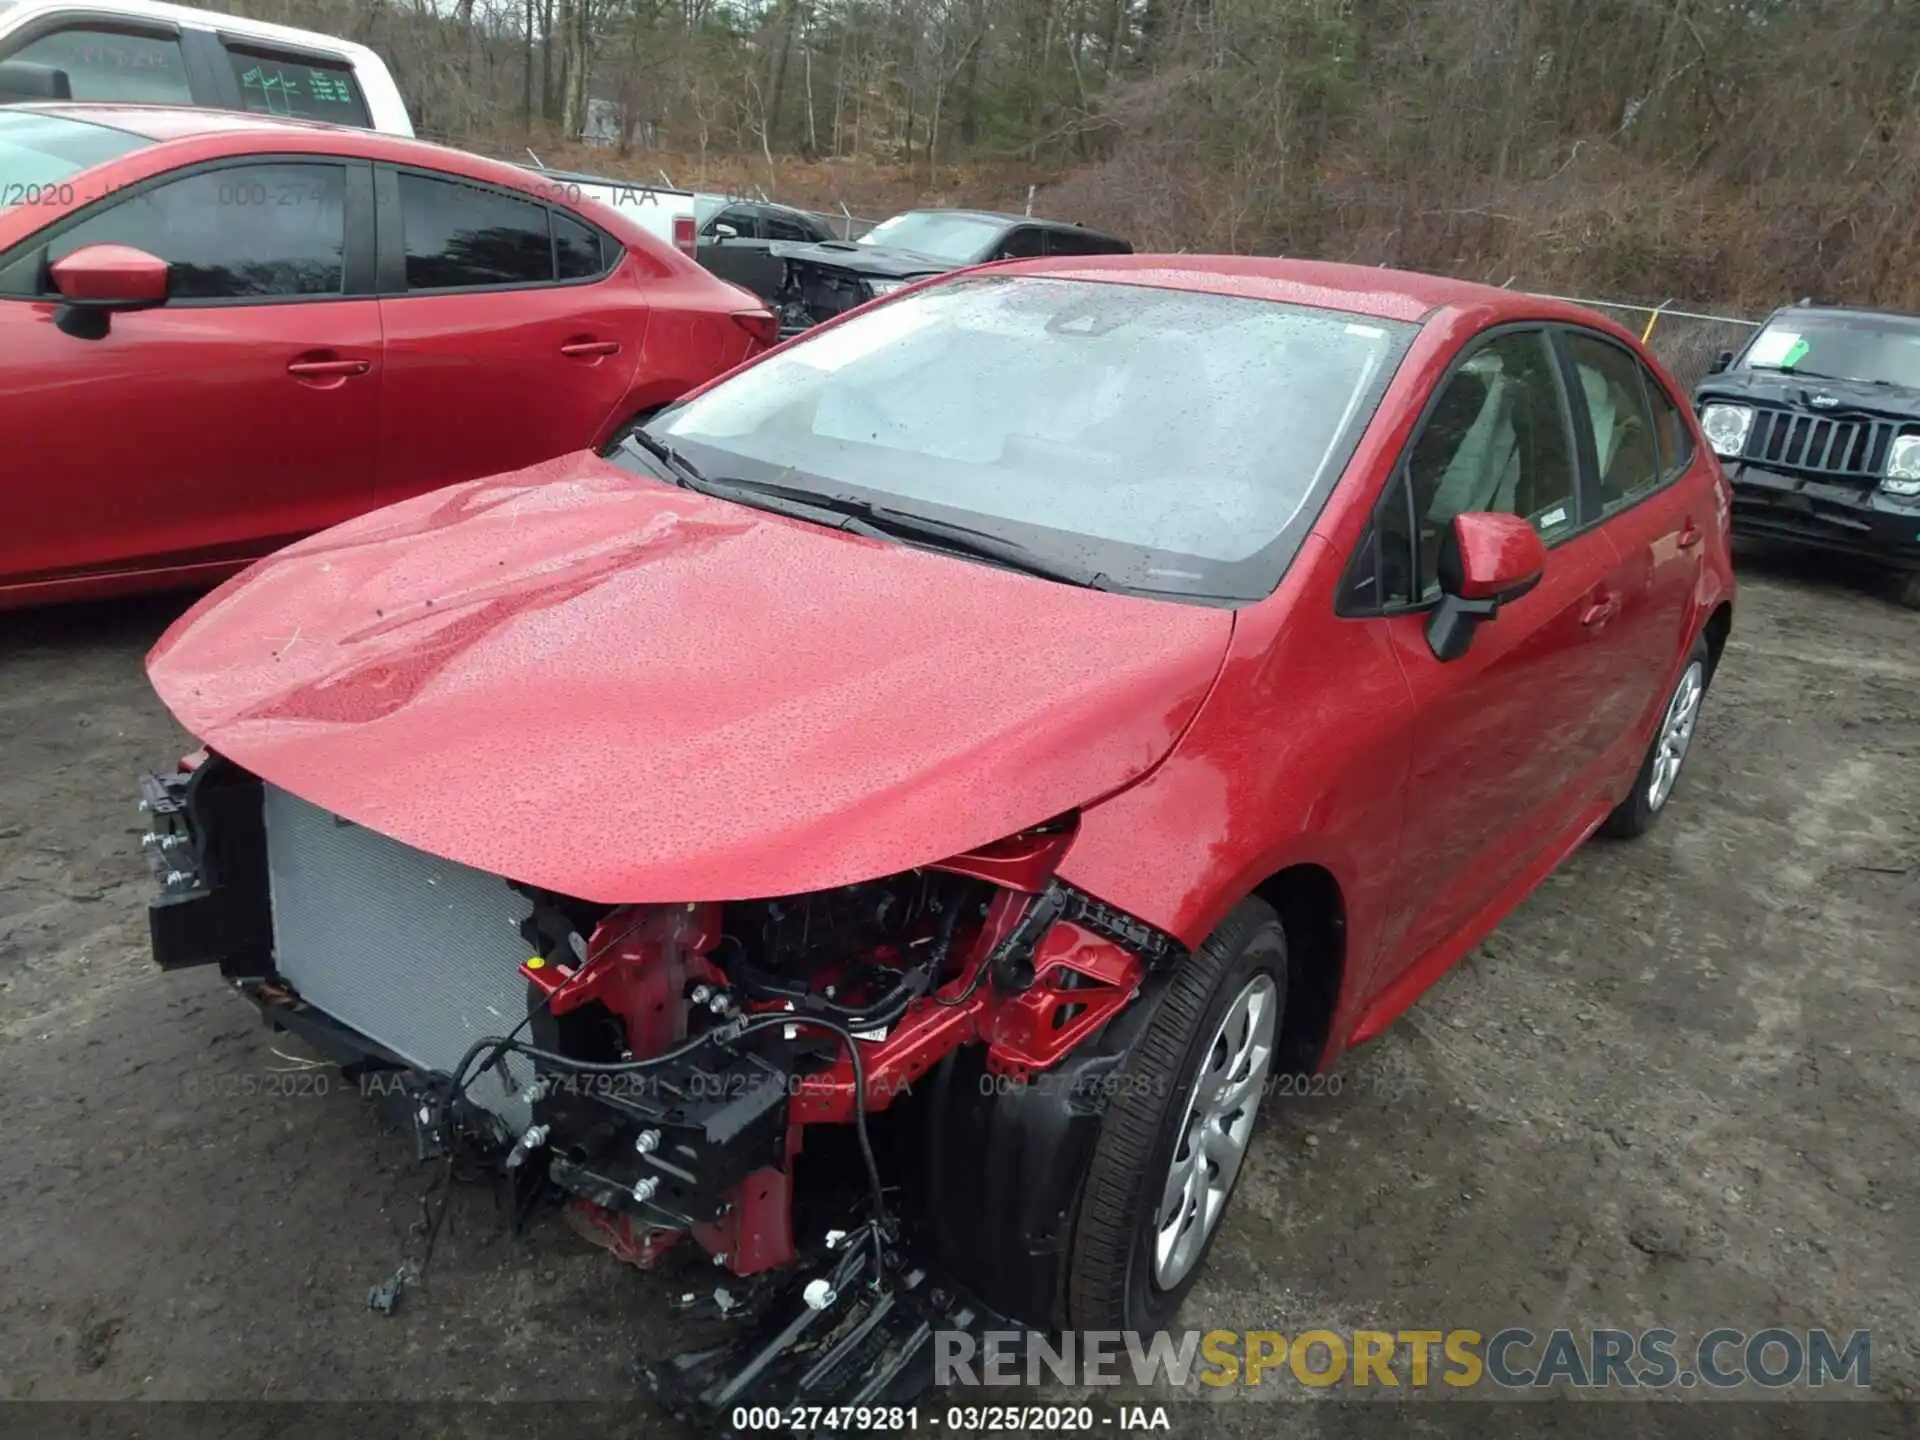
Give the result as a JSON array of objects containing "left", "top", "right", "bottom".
[{"left": 526, "top": 148, "right": 546, "bottom": 171}]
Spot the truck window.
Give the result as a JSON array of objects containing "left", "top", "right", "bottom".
[
  {"left": 224, "top": 45, "right": 372, "bottom": 128},
  {"left": 5, "top": 26, "right": 192, "bottom": 104}
]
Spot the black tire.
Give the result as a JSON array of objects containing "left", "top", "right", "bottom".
[
  {"left": 1064, "top": 898, "right": 1288, "bottom": 1333},
  {"left": 1600, "top": 631, "right": 1713, "bottom": 840},
  {"left": 1891, "top": 569, "right": 1920, "bottom": 611}
]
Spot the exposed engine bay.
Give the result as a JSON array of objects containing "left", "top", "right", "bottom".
[
  {"left": 772, "top": 256, "right": 880, "bottom": 335},
  {"left": 139, "top": 751, "right": 1184, "bottom": 1421},
  {"left": 769, "top": 251, "right": 937, "bottom": 336}
]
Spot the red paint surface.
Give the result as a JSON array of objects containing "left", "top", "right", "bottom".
[
  {"left": 0, "top": 107, "right": 767, "bottom": 608},
  {"left": 146, "top": 261, "right": 1734, "bottom": 1071},
  {"left": 1450, "top": 512, "right": 1548, "bottom": 599},
  {"left": 147, "top": 455, "right": 1231, "bottom": 902},
  {"left": 49, "top": 242, "right": 169, "bottom": 302},
  {"left": 1054, "top": 299, "right": 1733, "bottom": 1065}
]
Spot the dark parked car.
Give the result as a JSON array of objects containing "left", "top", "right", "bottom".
[
  {"left": 1695, "top": 299, "right": 1920, "bottom": 606},
  {"left": 692, "top": 193, "right": 836, "bottom": 300},
  {"left": 766, "top": 207, "right": 1132, "bottom": 333}
]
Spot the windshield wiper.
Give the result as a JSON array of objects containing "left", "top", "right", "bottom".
[
  {"left": 617, "top": 427, "right": 707, "bottom": 489},
  {"left": 687, "top": 473, "right": 1114, "bottom": 590}
]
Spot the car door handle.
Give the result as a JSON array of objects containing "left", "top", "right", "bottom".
[
  {"left": 560, "top": 339, "right": 621, "bottom": 357},
  {"left": 1677, "top": 519, "right": 1704, "bottom": 549},
  {"left": 287, "top": 358, "right": 370, "bottom": 378},
  {"left": 1580, "top": 593, "right": 1622, "bottom": 628}
]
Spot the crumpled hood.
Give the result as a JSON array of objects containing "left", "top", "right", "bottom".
[
  {"left": 766, "top": 239, "right": 955, "bottom": 280},
  {"left": 1696, "top": 368, "right": 1920, "bottom": 420},
  {"left": 148, "top": 455, "right": 1233, "bottom": 902}
]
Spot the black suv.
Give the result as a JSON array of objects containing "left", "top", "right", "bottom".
[{"left": 1695, "top": 300, "right": 1920, "bottom": 606}]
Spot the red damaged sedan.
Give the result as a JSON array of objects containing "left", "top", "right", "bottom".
[
  {"left": 137, "top": 256, "right": 1732, "bottom": 1411},
  {"left": 0, "top": 105, "right": 771, "bottom": 608}
]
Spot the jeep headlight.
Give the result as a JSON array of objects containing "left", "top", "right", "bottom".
[
  {"left": 1882, "top": 434, "right": 1920, "bottom": 497},
  {"left": 1699, "top": 404, "right": 1753, "bottom": 459},
  {"left": 866, "top": 279, "right": 907, "bottom": 298}
]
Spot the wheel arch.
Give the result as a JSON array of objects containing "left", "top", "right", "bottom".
[
  {"left": 1701, "top": 598, "right": 1733, "bottom": 679},
  {"left": 1248, "top": 863, "right": 1347, "bottom": 1075}
]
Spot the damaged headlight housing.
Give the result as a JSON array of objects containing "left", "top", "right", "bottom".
[
  {"left": 1699, "top": 403, "right": 1753, "bottom": 460},
  {"left": 1881, "top": 434, "right": 1920, "bottom": 497}
]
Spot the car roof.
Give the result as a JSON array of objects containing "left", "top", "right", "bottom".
[
  {"left": 16, "top": 102, "right": 356, "bottom": 141},
  {"left": 0, "top": 0, "right": 387, "bottom": 60},
  {"left": 989, "top": 253, "right": 1604, "bottom": 325},
  {"left": 904, "top": 207, "right": 1126, "bottom": 242},
  {"left": 699, "top": 193, "right": 815, "bottom": 216},
  {"left": 3, "top": 104, "right": 710, "bottom": 259}
]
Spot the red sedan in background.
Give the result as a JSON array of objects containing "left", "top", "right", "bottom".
[{"left": 0, "top": 104, "right": 772, "bottom": 608}]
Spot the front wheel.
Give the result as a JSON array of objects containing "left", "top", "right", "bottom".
[
  {"left": 1601, "top": 632, "right": 1712, "bottom": 839},
  {"left": 1064, "top": 898, "right": 1288, "bottom": 1333}
]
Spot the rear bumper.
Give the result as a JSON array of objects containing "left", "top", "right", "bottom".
[{"left": 1729, "top": 463, "right": 1920, "bottom": 569}]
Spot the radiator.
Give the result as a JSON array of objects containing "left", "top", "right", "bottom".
[{"left": 263, "top": 784, "right": 536, "bottom": 1131}]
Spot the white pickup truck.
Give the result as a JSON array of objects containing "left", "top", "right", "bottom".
[{"left": 0, "top": 0, "right": 699, "bottom": 255}]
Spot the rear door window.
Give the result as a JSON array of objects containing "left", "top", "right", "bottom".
[
  {"left": 1563, "top": 331, "right": 1662, "bottom": 515},
  {"left": 224, "top": 46, "right": 373, "bottom": 129},
  {"left": 552, "top": 208, "right": 607, "bottom": 280},
  {"left": 398, "top": 172, "right": 552, "bottom": 290},
  {"left": 46, "top": 161, "right": 346, "bottom": 299},
  {"left": 1644, "top": 368, "right": 1696, "bottom": 479},
  {"left": 5, "top": 26, "right": 192, "bottom": 104}
]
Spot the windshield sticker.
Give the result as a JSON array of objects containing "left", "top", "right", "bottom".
[{"left": 1746, "top": 330, "right": 1803, "bottom": 368}]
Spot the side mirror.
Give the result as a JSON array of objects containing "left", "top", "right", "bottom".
[
  {"left": 711, "top": 222, "right": 738, "bottom": 241},
  {"left": 1709, "top": 349, "right": 1733, "bottom": 375},
  {"left": 1425, "top": 512, "right": 1547, "bottom": 662},
  {"left": 48, "top": 244, "right": 169, "bottom": 338},
  {"left": 0, "top": 59, "right": 71, "bottom": 101}
]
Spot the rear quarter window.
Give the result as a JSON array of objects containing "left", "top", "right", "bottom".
[{"left": 224, "top": 45, "right": 372, "bottom": 128}]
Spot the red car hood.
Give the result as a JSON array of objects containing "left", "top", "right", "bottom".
[{"left": 148, "top": 456, "right": 1233, "bottom": 902}]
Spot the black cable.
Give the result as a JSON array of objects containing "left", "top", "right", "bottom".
[{"left": 421, "top": 926, "right": 620, "bottom": 1278}]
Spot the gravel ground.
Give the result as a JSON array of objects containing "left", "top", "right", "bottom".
[{"left": 0, "top": 544, "right": 1914, "bottom": 1439}]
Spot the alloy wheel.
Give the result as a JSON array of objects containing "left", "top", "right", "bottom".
[
  {"left": 1648, "top": 659, "right": 1705, "bottom": 811},
  {"left": 1151, "top": 973, "right": 1278, "bottom": 1290}
]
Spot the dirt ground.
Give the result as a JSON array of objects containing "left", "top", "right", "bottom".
[{"left": 0, "top": 544, "right": 1914, "bottom": 1438}]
